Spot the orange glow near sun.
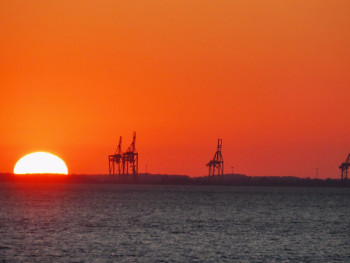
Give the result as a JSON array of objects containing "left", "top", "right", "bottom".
[
  {"left": 14, "top": 152, "right": 68, "bottom": 175},
  {"left": 0, "top": 1, "right": 349, "bottom": 178}
]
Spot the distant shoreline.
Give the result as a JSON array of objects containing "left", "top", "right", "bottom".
[{"left": 0, "top": 173, "right": 348, "bottom": 187}]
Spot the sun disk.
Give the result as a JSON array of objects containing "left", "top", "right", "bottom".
[{"left": 14, "top": 152, "right": 68, "bottom": 175}]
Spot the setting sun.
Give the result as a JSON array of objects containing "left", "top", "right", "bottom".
[{"left": 14, "top": 152, "right": 68, "bottom": 175}]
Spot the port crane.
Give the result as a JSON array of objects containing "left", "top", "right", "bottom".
[
  {"left": 206, "top": 139, "right": 224, "bottom": 176},
  {"left": 123, "top": 132, "right": 138, "bottom": 177},
  {"left": 339, "top": 153, "right": 350, "bottom": 181},
  {"left": 108, "top": 136, "right": 123, "bottom": 176}
]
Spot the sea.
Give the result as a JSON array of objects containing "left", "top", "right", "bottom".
[{"left": 0, "top": 183, "right": 349, "bottom": 262}]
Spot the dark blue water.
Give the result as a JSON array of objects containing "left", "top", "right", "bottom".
[{"left": 0, "top": 183, "right": 349, "bottom": 262}]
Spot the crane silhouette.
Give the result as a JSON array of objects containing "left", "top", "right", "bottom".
[
  {"left": 108, "top": 136, "right": 123, "bottom": 176},
  {"left": 339, "top": 153, "right": 350, "bottom": 181},
  {"left": 206, "top": 139, "right": 224, "bottom": 176}
]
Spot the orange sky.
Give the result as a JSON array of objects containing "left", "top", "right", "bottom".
[{"left": 1, "top": 0, "right": 349, "bottom": 178}]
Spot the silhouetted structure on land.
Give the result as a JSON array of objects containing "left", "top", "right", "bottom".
[
  {"left": 109, "top": 132, "right": 138, "bottom": 179},
  {"left": 206, "top": 139, "right": 224, "bottom": 176},
  {"left": 339, "top": 153, "right": 350, "bottom": 181},
  {"left": 108, "top": 136, "right": 123, "bottom": 176},
  {"left": 123, "top": 132, "right": 138, "bottom": 177}
]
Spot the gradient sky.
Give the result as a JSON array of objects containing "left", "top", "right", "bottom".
[{"left": 1, "top": 0, "right": 349, "bottom": 177}]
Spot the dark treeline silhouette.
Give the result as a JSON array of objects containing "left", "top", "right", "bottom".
[{"left": 0, "top": 173, "right": 348, "bottom": 187}]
